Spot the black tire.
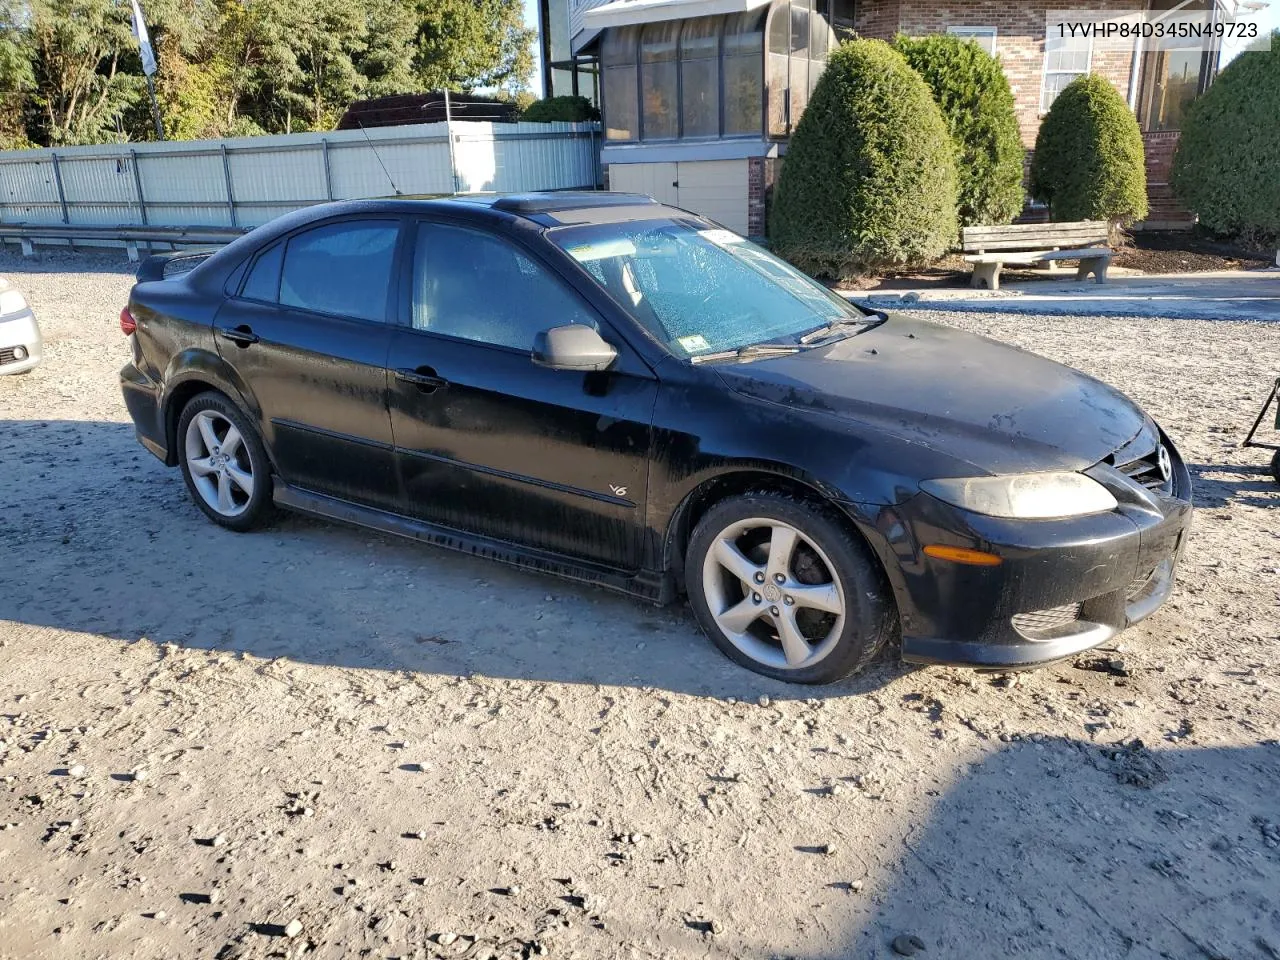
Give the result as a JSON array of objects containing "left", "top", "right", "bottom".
[
  {"left": 684, "top": 491, "right": 897, "bottom": 684},
  {"left": 176, "top": 391, "right": 275, "bottom": 533},
  {"left": 1271, "top": 450, "right": 1280, "bottom": 486}
]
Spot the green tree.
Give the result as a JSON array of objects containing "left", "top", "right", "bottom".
[
  {"left": 1030, "top": 74, "right": 1148, "bottom": 224},
  {"left": 0, "top": 2, "right": 35, "bottom": 147},
  {"left": 769, "top": 38, "right": 958, "bottom": 278},
  {"left": 412, "top": 0, "right": 533, "bottom": 93},
  {"left": 0, "top": 0, "right": 535, "bottom": 146},
  {"left": 1171, "top": 37, "right": 1280, "bottom": 246},
  {"left": 24, "top": 0, "right": 144, "bottom": 144},
  {"left": 521, "top": 94, "right": 598, "bottom": 123},
  {"left": 893, "top": 32, "right": 1024, "bottom": 227}
]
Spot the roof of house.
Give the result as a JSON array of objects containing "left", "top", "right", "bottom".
[{"left": 581, "top": 0, "right": 771, "bottom": 30}]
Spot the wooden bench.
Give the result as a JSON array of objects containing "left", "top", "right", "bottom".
[{"left": 961, "top": 221, "right": 1112, "bottom": 291}]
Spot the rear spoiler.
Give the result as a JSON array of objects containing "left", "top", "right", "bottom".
[{"left": 135, "top": 248, "right": 221, "bottom": 282}]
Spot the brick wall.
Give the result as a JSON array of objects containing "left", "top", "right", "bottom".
[
  {"left": 853, "top": 0, "right": 903, "bottom": 40},
  {"left": 746, "top": 157, "right": 781, "bottom": 238}
]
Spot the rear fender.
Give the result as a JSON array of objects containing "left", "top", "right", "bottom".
[{"left": 159, "top": 348, "right": 263, "bottom": 464}]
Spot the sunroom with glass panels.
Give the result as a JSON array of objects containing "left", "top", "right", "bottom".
[{"left": 591, "top": 0, "right": 849, "bottom": 149}]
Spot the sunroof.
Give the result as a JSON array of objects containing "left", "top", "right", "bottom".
[{"left": 491, "top": 192, "right": 658, "bottom": 214}]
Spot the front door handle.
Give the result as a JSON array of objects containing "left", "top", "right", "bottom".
[
  {"left": 395, "top": 367, "right": 449, "bottom": 393},
  {"left": 220, "top": 325, "right": 260, "bottom": 347}
]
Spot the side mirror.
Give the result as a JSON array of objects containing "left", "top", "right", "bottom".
[{"left": 532, "top": 324, "right": 618, "bottom": 372}]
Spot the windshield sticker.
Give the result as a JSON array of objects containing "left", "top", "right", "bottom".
[
  {"left": 697, "top": 228, "right": 745, "bottom": 246},
  {"left": 678, "top": 334, "right": 711, "bottom": 353},
  {"left": 566, "top": 238, "right": 637, "bottom": 262}
]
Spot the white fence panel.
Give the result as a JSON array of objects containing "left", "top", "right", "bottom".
[{"left": 0, "top": 121, "right": 601, "bottom": 234}]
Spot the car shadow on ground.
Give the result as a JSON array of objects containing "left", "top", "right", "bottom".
[
  {"left": 793, "top": 740, "right": 1280, "bottom": 960},
  {"left": 0, "top": 418, "right": 914, "bottom": 701},
  {"left": 1187, "top": 461, "right": 1278, "bottom": 509}
]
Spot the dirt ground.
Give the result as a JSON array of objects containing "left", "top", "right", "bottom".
[{"left": 1, "top": 251, "right": 1278, "bottom": 960}]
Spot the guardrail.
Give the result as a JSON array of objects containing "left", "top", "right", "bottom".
[{"left": 0, "top": 222, "right": 249, "bottom": 261}]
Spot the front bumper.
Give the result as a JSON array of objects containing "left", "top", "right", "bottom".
[
  {"left": 851, "top": 434, "right": 1193, "bottom": 668},
  {"left": 0, "top": 308, "right": 42, "bottom": 374}
]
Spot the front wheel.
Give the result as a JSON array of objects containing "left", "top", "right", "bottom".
[
  {"left": 685, "top": 492, "right": 896, "bottom": 684},
  {"left": 176, "top": 391, "right": 275, "bottom": 532}
]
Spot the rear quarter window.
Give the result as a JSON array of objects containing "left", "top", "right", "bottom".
[{"left": 239, "top": 243, "right": 283, "bottom": 302}]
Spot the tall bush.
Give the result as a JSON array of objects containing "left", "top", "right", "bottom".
[
  {"left": 894, "top": 33, "right": 1025, "bottom": 226},
  {"left": 1171, "top": 38, "right": 1280, "bottom": 246},
  {"left": 521, "top": 94, "right": 600, "bottom": 123},
  {"left": 1030, "top": 74, "right": 1148, "bottom": 223},
  {"left": 769, "top": 39, "right": 958, "bottom": 278}
]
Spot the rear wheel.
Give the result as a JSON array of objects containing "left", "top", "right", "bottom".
[
  {"left": 685, "top": 492, "right": 896, "bottom": 684},
  {"left": 177, "top": 392, "right": 274, "bottom": 532}
]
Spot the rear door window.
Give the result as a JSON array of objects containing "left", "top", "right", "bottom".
[{"left": 279, "top": 220, "right": 400, "bottom": 323}]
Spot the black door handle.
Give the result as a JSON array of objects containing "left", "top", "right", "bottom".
[
  {"left": 220, "top": 325, "right": 259, "bottom": 346},
  {"left": 395, "top": 367, "right": 449, "bottom": 392}
]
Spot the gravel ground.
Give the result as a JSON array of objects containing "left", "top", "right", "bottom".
[{"left": 1, "top": 250, "right": 1278, "bottom": 960}]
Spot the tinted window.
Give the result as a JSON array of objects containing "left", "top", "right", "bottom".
[
  {"left": 279, "top": 221, "right": 399, "bottom": 322},
  {"left": 412, "top": 222, "right": 598, "bottom": 351},
  {"left": 240, "top": 243, "right": 283, "bottom": 302}
]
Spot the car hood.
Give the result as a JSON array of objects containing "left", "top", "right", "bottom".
[{"left": 714, "top": 313, "right": 1148, "bottom": 475}]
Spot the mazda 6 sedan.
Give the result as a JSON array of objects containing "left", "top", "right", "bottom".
[{"left": 119, "top": 193, "right": 1192, "bottom": 684}]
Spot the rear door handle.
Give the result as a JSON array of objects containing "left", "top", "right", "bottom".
[
  {"left": 220, "top": 325, "right": 260, "bottom": 346},
  {"left": 394, "top": 367, "right": 449, "bottom": 392}
]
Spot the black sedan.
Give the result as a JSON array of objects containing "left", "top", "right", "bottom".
[{"left": 120, "top": 193, "right": 1192, "bottom": 684}]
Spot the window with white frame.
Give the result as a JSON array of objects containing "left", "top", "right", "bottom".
[
  {"left": 1041, "top": 31, "right": 1092, "bottom": 112},
  {"left": 947, "top": 26, "right": 997, "bottom": 55}
]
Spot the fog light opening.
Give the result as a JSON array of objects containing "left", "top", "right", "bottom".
[
  {"left": 12, "top": 345, "right": 26, "bottom": 360},
  {"left": 923, "top": 544, "right": 1003, "bottom": 566}
]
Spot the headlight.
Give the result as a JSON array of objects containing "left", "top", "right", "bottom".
[
  {"left": 920, "top": 472, "right": 1118, "bottom": 520},
  {"left": 0, "top": 289, "right": 27, "bottom": 315}
]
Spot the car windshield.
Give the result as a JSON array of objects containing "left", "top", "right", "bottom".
[{"left": 550, "top": 219, "right": 872, "bottom": 359}]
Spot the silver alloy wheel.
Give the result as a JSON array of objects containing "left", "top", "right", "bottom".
[
  {"left": 701, "top": 517, "right": 846, "bottom": 670},
  {"left": 184, "top": 410, "right": 254, "bottom": 518}
]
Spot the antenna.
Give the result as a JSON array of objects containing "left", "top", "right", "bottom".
[{"left": 357, "top": 121, "right": 402, "bottom": 196}]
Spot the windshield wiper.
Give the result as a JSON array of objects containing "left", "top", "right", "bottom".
[
  {"left": 798, "top": 311, "right": 888, "bottom": 345},
  {"left": 689, "top": 343, "right": 802, "bottom": 365}
]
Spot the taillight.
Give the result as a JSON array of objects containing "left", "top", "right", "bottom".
[{"left": 120, "top": 306, "right": 137, "bottom": 335}]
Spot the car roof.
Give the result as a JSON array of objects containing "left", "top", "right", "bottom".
[
  {"left": 373, "top": 191, "right": 693, "bottom": 228},
  {"left": 174, "top": 191, "right": 701, "bottom": 295}
]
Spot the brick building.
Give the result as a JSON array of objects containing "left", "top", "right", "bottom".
[{"left": 539, "top": 0, "right": 1249, "bottom": 236}]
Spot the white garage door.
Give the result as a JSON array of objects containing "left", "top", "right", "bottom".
[
  {"left": 607, "top": 162, "right": 678, "bottom": 206},
  {"left": 607, "top": 159, "right": 750, "bottom": 236},
  {"left": 672, "top": 160, "right": 749, "bottom": 235}
]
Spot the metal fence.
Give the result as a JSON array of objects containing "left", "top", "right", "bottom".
[{"left": 0, "top": 121, "right": 601, "bottom": 233}]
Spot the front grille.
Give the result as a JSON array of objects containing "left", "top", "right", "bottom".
[
  {"left": 1012, "top": 602, "right": 1083, "bottom": 638},
  {"left": 1115, "top": 444, "right": 1172, "bottom": 495},
  {"left": 0, "top": 346, "right": 16, "bottom": 365}
]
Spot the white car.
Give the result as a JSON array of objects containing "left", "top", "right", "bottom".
[{"left": 0, "top": 277, "right": 41, "bottom": 374}]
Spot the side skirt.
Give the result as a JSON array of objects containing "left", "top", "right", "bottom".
[{"left": 272, "top": 482, "right": 674, "bottom": 604}]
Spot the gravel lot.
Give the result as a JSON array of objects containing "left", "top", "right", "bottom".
[{"left": 1, "top": 250, "right": 1278, "bottom": 960}]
